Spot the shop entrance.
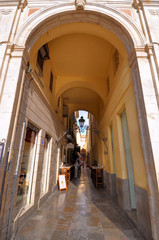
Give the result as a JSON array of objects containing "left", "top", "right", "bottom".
[{"left": 16, "top": 123, "right": 38, "bottom": 208}]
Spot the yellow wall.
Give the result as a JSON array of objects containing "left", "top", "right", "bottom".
[
  {"left": 29, "top": 22, "right": 127, "bottom": 120},
  {"left": 98, "top": 70, "right": 148, "bottom": 190},
  {"left": 29, "top": 21, "right": 148, "bottom": 190}
]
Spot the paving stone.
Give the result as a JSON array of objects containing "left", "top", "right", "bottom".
[
  {"left": 68, "top": 229, "right": 88, "bottom": 240},
  {"left": 88, "top": 232, "right": 105, "bottom": 240},
  {"left": 15, "top": 167, "right": 144, "bottom": 240},
  {"left": 50, "top": 231, "right": 68, "bottom": 240}
]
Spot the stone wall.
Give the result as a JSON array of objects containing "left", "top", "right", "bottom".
[
  {"left": 0, "top": 75, "right": 64, "bottom": 240},
  {"left": 135, "top": 185, "right": 153, "bottom": 240},
  {"left": 104, "top": 170, "right": 117, "bottom": 201},
  {"left": 105, "top": 175, "right": 153, "bottom": 240}
]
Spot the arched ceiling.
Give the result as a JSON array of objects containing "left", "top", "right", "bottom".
[
  {"left": 30, "top": 22, "right": 129, "bottom": 119},
  {"left": 48, "top": 33, "right": 113, "bottom": 78},
  {"left": 62, "top": 87, "right": 103, "bottom": 117},
  {"left": 47, "top": 33, "right": 113, "bottom": 117},
  {"left": 63, "top": 87, "right": 100, "bottom": 105}
]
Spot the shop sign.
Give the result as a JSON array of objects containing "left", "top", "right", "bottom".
[
  {"left": 58, "top": 174, "right": 67, "bottom": 191},
  {"left": 67, "top": 143, "right": 74, "bottom": 149}
]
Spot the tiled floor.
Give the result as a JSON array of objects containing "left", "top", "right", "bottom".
[{"left": 15, "top": 167, "right": 145, "bottom": 240}]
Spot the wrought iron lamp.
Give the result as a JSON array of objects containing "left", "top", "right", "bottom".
[
  {"left": 56, "top": 116, "right": 108, "bottom": 154},
  {"left": 56, "top": 130, "right": 76, "bottom": 144},
  {"left": 79, "top": 116, "right": 85, "bottom": 128},
  {"left": 78, "top": 116, "right": 108, "bottom": 154}
]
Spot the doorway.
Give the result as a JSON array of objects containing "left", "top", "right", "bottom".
[{"left": 121, "top": 110, "right": 136, "bottom": 209}]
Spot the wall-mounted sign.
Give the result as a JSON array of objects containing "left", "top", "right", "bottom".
[
  {"left": 58, "top": 174, "right": 67, "bottom": 191},
  {"left": 67, "top": 143, "right": 74, "bottom": 149},
  {"left": 0, "top": 142, "right": 4, "bottom": 166}
]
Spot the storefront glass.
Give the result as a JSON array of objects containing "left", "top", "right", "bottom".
[
  {"left": 16, "top": 126, "right": 37, "bottom": 207},
  {"left": 41, "top": 135, "right": 51, "bottom": 195}
]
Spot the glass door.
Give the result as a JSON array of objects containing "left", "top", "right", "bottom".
[{"left": 121, "top": 110, "right": 136, "bottom": 209}]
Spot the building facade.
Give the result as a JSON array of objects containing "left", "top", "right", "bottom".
[{"left": 0, "top": 0, "right": 159, "bottom": 239}]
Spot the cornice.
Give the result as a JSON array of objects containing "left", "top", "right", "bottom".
[
  {"left": 133, "top": 0, "right": 159, "bottom": 9},
  {"left": 140, "top": 0, "right": 159, "bottom": 7},
  {"left": 149, "top": 9, "right": 159, "bottom": 15},
  {"left": 0, "top": 9, "right": 12, "bottom": 14},
  {"left": 26, "top": 0, "right": 133, "bottom": 8},
  {"left": 27, "top": 0, "right": 132, "bottom": 2},
  {"left": 27, "top": 0, "right": 71, "bottom": 8},
  {"left": 0, "top": 0, "right": 19, "bottom": 7},
  {"left": 93, "top": 0, "right": 133, "bottom": 5},
  {"left": 128, "top": 46, "right": 148, "bottom": 68},
  {"left": 141, "top": 0, "right": 159, "bottom": 3},
  {"left": 0, "top": 0, "right": 27, "bottom": 9}
]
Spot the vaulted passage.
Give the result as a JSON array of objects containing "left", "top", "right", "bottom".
[
  {"left": 14, "top": 21, "right": 149, "bottom": 240},
  {"left": 1, "top": 3, "right": 159, "bottom": 240}
]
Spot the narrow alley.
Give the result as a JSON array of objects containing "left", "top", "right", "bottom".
[{"left": 15, "top": 166, "right": 144, "bottom": 240}]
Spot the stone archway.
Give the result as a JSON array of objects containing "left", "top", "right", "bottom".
[
  {"left": 15, "top": 3, "right": 145, "bottom": 50},
  {"left": 12, "top": 3, "right": 159, "bottom": 239}
]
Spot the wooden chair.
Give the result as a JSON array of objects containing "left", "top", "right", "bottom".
[
  {"left": 95, "top": 168, "right": 104, "bottom": 188},
  {"left": 61, "top": 168, "right": 67, "bottom": 180},
  {"left": 91, "top": 168, "right": 96, "bottom": 185}
]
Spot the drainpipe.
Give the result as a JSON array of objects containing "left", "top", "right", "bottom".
[{"left": 0, "top": 146, "right": 9, "bottom": 211}]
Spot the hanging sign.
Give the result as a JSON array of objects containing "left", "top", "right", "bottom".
[{"left": 58, "top": 174, "right": 67, "bottom": 191}]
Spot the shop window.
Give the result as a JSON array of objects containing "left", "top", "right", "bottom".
[
  {"left": 37, "top": 50, "right": 44, "bottom": 72},
  {"left": 49, "top": 72, "right": 53, "bottom": 92},
  {"left": 107, "top": 77, "right": 110, "bottom": 93},
  {"left": 58, "top": 97, "right": 60, "bottom": 108},
  {"left": 16, "top": 124, "right": 38, "bottom": 207},
  {"left": 113, "top": 49, "right": 119, "bottom": 75},
  {"left": 61, "top": 145, "right": 63, "bottom": 163},
  {"left": 110, "top": 125, "right": 116, "bottom": 173},
  {"left": 41, "top": 134, "right": 51, "bottom": 195},
  {"left": 37, "top": 44, "right": 50, "bottom": 73}
]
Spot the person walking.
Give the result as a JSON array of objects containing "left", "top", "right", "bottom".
[
  {"left": 74, "top": 159, "right": 78, "bottom": 178},
  {"left": 77, "top": 158, "right": 81, "bottom": 172}
]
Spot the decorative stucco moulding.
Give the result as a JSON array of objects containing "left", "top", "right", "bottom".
[{"left": 75, "top": 0, "right": 86, "bottom": 10}]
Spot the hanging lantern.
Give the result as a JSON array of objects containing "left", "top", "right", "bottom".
[{"left": 79, "top": 116, "right": 85, "bottom": 128}]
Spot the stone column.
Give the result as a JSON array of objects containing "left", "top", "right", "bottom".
[
  {"left": 0, "top": 44, "right": 27, "bottom": 239},
  {"left": 129, "top": 47, "right": 159, "bottom": 240},
  {"left": 0, "top": 45, "right": 25, "bottom": 140},
  {"left": 33, "top": 129, "right": 45, "bottom": 210},
  {"left": 153, "top": 43, "right": 159, "bottom": 73},
  {"left": 145, "top": 44, "right": 159, "bottom": 106},
  {"left": 0, "top": 45, "right": 25, "bottom": 189},
  {"left": 133, "top": 1, "right": 150, "bottom": 42},
  {"left": 49, "top": 138, "right": 57, "bottom": 192}
]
